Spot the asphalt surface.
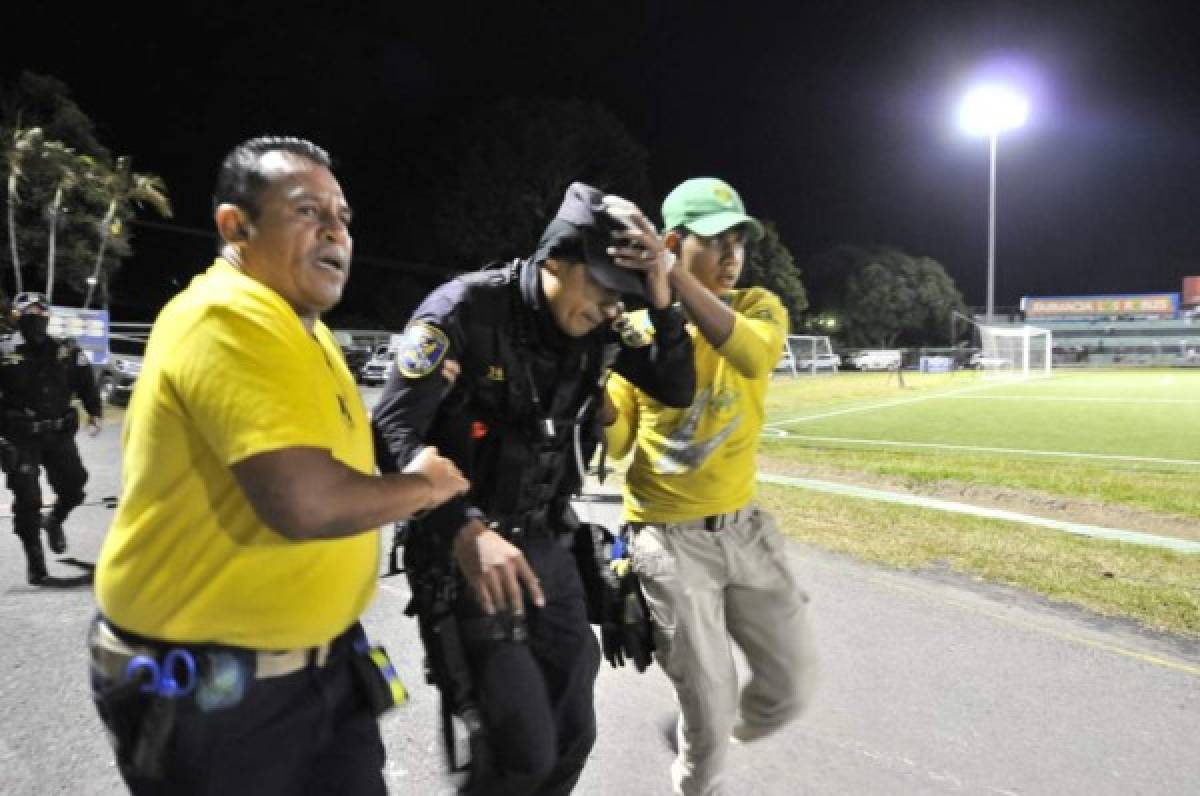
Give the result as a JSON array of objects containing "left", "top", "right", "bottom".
[{"left": 1, "top": 390, "right": 1198, "bottom": 795}]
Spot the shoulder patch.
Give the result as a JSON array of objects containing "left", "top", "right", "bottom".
[
  {"left": 397, "top": 321, "right": 450, "bottom": 379},
  {"left": 76, "top": 350, "right": 90, "bottom": 366}
]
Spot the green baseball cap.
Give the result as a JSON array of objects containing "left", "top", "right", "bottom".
[{"left": 661, "top": 177, "right": 764, "bottom": 242}]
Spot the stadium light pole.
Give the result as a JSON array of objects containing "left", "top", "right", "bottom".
[{"left": 958, "top": 84, "right": 1028, "bottom": 324}]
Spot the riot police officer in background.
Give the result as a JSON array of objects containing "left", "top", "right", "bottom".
[
  {"left": 0, "top": 292, "right": 102, "bottom": 584},
  {"left": 372, "top": 182, "right": 694, "bottom": 794}
]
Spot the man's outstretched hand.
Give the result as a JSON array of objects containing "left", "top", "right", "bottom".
[
  {"left": 453, "top": 519, "right": 546, "bottom": 615},
  {"left": 403, "top": 446, "right": 469, "bottom": 509}
]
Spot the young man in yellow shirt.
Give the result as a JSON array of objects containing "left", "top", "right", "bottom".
[
  {"left": 606, "top": 177, "right": 818, "bottom": 796},
  {"left": 90, "top": 136, "right": 467, "bottom": 795}
]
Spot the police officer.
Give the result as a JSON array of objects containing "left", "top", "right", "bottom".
[
  {"left": 373, "top": 182, "right": 695, "bottom": 795},
  {"left": 0, "top": 292, "right": 102, "bottom": 584}
]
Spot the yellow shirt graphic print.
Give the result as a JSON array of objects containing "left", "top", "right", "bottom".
[
  {"left": 651, "top": 386, "right": 741, "bottom": 475},
  {"left": 605, "top": 287, "right": 787, "bottom": 522}
]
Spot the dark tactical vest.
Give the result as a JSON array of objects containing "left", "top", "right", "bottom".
[{"left": 445, "top": 261, "right": 614, "bottom": 535}]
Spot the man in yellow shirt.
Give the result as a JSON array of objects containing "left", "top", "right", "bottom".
[
  {"left": 89, "top": 136, "right": 467, "bottom": 795},
  {"left": 606, "top": 177, "right": 817, "bottom": 796}
]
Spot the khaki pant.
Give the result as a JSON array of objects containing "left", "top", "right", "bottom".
[{"left": 631, "top": 507, "right": 817, "bottom": 796}]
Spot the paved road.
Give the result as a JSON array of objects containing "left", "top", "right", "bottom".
[{"left": 2, "top": 397, "right": 1198, "bottom": 795}]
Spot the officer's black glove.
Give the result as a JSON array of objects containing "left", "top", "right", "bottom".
[
  {"left": 601, "top": 615, "right": 626, "bottom": 668},
  {"left": 616, "top": 567, "right": 655, "bottom": 672}
]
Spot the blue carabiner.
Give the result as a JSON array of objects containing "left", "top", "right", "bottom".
[
  {"left": 159, "top": 649, "right": 197, "bottom": 697},
  {"left": 125, "top": 654, "right": 161, "bottom": 694},
  {"left": 124, "top": 649, "right": 197, "bottom": 698}
]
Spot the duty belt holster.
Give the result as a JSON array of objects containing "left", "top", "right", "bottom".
[
  {"left": 570, "top": 515, "right": 655, "bottom": 672},
  {"left": 403, "top": 535, "right": 495, "bottom": 781}
]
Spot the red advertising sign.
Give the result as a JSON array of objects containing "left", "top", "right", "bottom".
[{"left": 1183, "top": 277, "right": 1200, "bottom": 307}]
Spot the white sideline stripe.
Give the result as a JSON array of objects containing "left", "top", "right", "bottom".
[
  {"left": 757, "top": 473, "right": 1200, "bottom": 554},
  {"left": 942, "top": 395, "right": 1200, "bottom": 405},
  {"left": 766, "top": 433, "right": 1200, "bottom": 467},
  {"left": 767, "top": 382, "right": 999, "bottom": 428}
]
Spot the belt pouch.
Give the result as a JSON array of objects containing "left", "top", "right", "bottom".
[{"left": 350, "top": 643, "right": 408, "bottom": 718}]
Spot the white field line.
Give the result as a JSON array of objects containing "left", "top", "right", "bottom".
[
  {"left": 940, "top": 395, "right": 1200, "bottom": 405},
  {"left": 763, "top": 433, "right": 1200, "bottom": 467},
  {"left": 758, "top": 473, "right": 1200, "bottom": 554},
  {"left": 766, "top": 381, "right": 1000, "bottom": 429}
]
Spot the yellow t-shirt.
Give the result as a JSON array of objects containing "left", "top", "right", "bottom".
[
  {"left": 606, "top": 287, "right": 787, "bottom": 522},
  {"left": 95, "top": 258, "right": 377, "bottom": 649}
]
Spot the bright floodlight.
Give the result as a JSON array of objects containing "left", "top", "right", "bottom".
[{"left": 958, "top": 84, "right": 1029, "bottom": 136}]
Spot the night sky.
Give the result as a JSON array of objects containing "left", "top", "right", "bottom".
[{"left": 6, "top": 0, "right": 1200, "bottom": 319}]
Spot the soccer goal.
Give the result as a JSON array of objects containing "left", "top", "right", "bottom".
[
  {"left": 776, "top": 335, "right": 838, "bottom": 376},
  {"left": 977, "top": 324, "right": 1053, "bottom": 379}
]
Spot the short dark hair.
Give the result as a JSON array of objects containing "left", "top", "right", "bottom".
[{"left": 212, "top": 136, "right": 332, "bottom": 219}]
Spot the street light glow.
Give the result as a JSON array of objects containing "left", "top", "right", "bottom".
[
  {"left": 957, "top": 81, "right": 1030, "bottom": 324},
  {"left": 958, "top": 84, "right": 1029, "bottom": 136}
]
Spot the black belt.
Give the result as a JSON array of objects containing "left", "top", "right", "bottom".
[
  {"left": 6, "top": 412, "right": 70, "bottom": 433},
  {"left": 629, "top": 507, "right": 755, "bottom": 533},
  {"left": 701, "top": 507, "right": 753, "bottom": 532}
]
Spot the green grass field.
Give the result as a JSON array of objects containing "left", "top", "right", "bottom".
[
  {"left": 750, "top": 367, "right": 1200, "bottom": 636},
  {"left": 760, "top": 368, "right": 1200, "bottom": 520}
]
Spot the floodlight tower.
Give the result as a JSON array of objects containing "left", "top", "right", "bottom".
[{"left": 958, "top": 84, "right": 1029, "bottom": 324}]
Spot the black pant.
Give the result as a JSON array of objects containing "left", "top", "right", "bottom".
[
  {"left": 88, "top": 620, "right": 386, "bottom": 796},
  {"left": 7, "top": 430, "right": 87, "bottom": 542},
  {"left": 455, "top": 536, "right": 602, "bottom": 796}
]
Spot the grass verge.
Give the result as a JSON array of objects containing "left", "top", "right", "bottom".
[
  {"left": 757, "top": 441, "right": 1200, "bottom": 520},
  {"left": 755, "top": 481, "right": 1200, "bottom": 637}
]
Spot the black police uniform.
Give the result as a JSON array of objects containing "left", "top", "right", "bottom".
[
  {"left": 372, "top": 259, "right": 694, "bottom": 795},
  {"left": 0, "top": 329, "right": 101, "bottom": 583}
]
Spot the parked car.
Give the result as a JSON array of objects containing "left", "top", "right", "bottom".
[
  {"left": 849, "top": 349, "right": 902, "bottom": 370},
  {"left": 796, "top": 353, "right": 841, "bottom": 371},
  {"left": 333, "top": 331, "right": 372, "bottom": 383},
  {"left": 968, "top": 352, "right": 1010, "bottom": 369},
  {"left": 96, "top": 335, "right": 146, "bottom": 406},
  {"left": 359, "top": 342, "right": 397, "bottom": 386},
  {"left": 774, "top": 349, "right": 797, "bottom": 372},
  {"left": 776, "top": 350, "right": 841, "bottom": 372}
]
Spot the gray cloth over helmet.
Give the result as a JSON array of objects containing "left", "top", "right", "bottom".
[{"left": 531, "top": 182, "right": 647, "bottom": 300}]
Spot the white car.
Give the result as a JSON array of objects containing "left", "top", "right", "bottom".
[
  {"left": 969, "top": 352, "right": 1010, "bottom": 370},
  {"left": 795, "top": 353, "right": 841, "bottom": 371},
  {"left": 359, "top": 343, "right": 398, "bottom": 386},
  {"left": 850, "top": 350, "right": 902, "bottom": 370}
]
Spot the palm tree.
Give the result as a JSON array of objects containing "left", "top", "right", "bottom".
[
  {"left": 3, "top": 126, "right": 45, "bottom": 295},
  {"left": 41, "top": 141, "right": 82, "bottom": 303},
  {"left": 83, "top": 156, "right": 171, "bottom": 309}
]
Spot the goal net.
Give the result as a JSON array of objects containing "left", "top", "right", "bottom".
[
  {"left": 977, "top": 324, "right": 1053, "bottom": 379},
  {"left": 776, "top": 335, "right": 836, "bottom": 377}
]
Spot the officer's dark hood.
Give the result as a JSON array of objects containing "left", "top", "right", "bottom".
[
  {"left": 517, "top": 257, "right": 604, "bottom": 354},
  {"left": 530, "top": 182, "right": 647, "bottom": 302}
]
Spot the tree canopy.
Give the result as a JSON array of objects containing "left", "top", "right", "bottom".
[
  {"left": 740, "top": 221, "right": 807, "bottom": 331},
  {"left": 807, "top": 244, "right": 967, "bottom": 348},
  {"left": 1, "top": 72, "right": 170, "bottom": 306},
  {"left": 425, "top": 97, "right": 652, "bottom": 270}
]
